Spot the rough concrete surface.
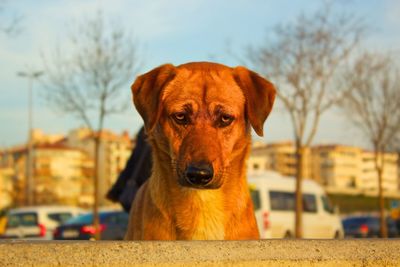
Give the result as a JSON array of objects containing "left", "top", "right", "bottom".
[{"left": 0, "top": 239, "right": 400, "bottom": 266}]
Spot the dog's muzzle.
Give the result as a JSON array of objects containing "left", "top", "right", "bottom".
[{"left": 181, "top": 162, "right": 214, "bottom": 188}]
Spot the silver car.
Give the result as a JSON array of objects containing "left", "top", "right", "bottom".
[{"left": 3, "top": 206, "right": 85, "bottom": 240}]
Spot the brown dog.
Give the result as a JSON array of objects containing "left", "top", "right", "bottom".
[{"left": 125, "top": 62, "right": 276, "bottom": 240}]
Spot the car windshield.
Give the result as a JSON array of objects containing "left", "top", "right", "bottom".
[
  {"left": 321, "top": 196, "right": 334, "bottom": 213},
  {"left": 249, "top": 188, "right": 261, "bottom": 211},
  {"left": 64, "top": 212, "right": 117, "bottom": 225},
  {"left": 65, "top": 213, "right": 93, "bottom": 225},
  {"left": 48, "top": 213, "right": 73, "bottom": 224},
  {"left": 7, "top": 212, "right": 38, "bottom": 228}
]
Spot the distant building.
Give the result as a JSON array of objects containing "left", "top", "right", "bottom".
[
  {"left": 0, "top": 164, "right": 14, "bottom": 209},
  {"left": 33, "top": 143, "right": 94, "bottom": 207},
  {"left": 0, "top": 127, "right": 133, "bottom": 207},
  {"left": 248, "top": 141, "right": 399, "bottom": 196},
  {"left": 248, "top": 141, "right": 311, "bottom": 178},
  {"left": 0, "top": 146, "right": 29, "bottom": 206},
  {"left": 361, "top": 151, "right": 398, "bottom": 194},
  {"left": 0, "top": 143, "right": 94, "bottom": 207},
  {"left": 63, "top": 128, "right": 133, "bottom": 205},
  {"left": 31, "top": 129, "right": 64, "bottom": 145},
  {"left": 311, "top": 144, "right": 362, "bottom": 188}
]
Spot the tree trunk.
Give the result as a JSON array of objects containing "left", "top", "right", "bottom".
[
  {"left": 295, "top": 141, "right": 304, "bottom": 238},
  {"left": 375, "top": 152, "right": 388, "bottom": 238},
  {"left": 93, "top": 134, "right": 101, "bottom": 240}
]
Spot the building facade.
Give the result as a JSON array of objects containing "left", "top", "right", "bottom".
[
  {"left": 361, "top": 151, "right": 398, "bottom": 194},
  {"left": 248, "top": 142, "right": 399, "bottom": 195},
  {"left": 248, "top": 141, "right": 311, "bottom": 178},
  {"left": 311, "top": 145, "right": 362, "bottom": 188},
  {"left": 0, "top": 165, "right": 14, "bottom": 210},
  {"left": 33, "top": 144, "right": 94, "bottom": 207},
  {"left": 0, "top": 127, "right": 133, "bottom": 208},
  {"left": 64, "top": 128, "right": 133, "bottom": 205},
  {"left": 0, "top": 143, "right": 94, "bottom": 207}
]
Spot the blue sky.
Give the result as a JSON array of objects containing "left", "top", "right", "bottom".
[{"left": 0, "top": 0, "right": 399, "bottom": 148}]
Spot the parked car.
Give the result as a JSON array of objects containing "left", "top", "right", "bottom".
[
  {"left": 3, "top": 206, "right": 85, "bottom": 240},
  {"left": 342, "top": 215, "right": 399, "bottom": 238},
  {"left": 53, "top": 210, "right": 129, "bottom": 240},
  {"left": 248, "top": 171, "right": 344, "bottom": 239}
]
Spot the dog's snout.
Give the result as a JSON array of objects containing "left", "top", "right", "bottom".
[{"left": 185, "top": 162, "right": 214, "bottom": 186}]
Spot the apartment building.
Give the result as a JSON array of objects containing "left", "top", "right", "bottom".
[
  {"left": 248, "top": 142, "right": 270, "bottom": 174},
  {"left": 0, "top": 127, "right": 133, "bottom": 207},
  {"left": 33, "top": 143, "right": 94, "bottom": 206},
  {"left": 248, "top": 141, "right": 311, "bottom": 178},
  {"left": 0, "top": 163, "right": 14, "bottom": 209},
  {"left": 64, "top": 128, "right": 133, "bottom": 205},
  {"left": 31, "top": 129, "right": 64, "bottom": 144},
  {"left": 311, "top": 145, "right": 362, "bottom": 188},
  {"left": 249, "top": 141, "right": 399, "bottom": 194},
  {"left": 0, "top": 143, "right": 94, "bottom": 207},
  {"left": 0, "top": 146, "right": 30, "bottom": 206},
  {"left": 361, "top": 151, "right": 398, "bottom": 193}
]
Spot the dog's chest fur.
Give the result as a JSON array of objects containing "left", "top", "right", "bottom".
[{"left": 175, "top": 190, "right": 225, "bottom": 240}]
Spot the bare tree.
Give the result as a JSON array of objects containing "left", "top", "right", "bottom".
[
  {"left": 42, "top": 11, "right": 141, "bottom": 240},
  {"left": 338, "top": 52, "right": 400, "bottom": 238},
  {"left": 0, "top": 0, "right": 22, "bottom": 36},
  {"left": 248, "top": 4, "right": 364, "bottom": 237}
]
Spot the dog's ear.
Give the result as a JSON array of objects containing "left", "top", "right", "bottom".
[
  {"left": 131, "top": 64, "right": 176, "bottom": 132},
  {"left": 233, "top": 66, "right": 276, "bottom": 137}
]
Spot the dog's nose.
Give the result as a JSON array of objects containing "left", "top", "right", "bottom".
[{"left": 185, "top": 162, "right": 214, "bottom": 186}]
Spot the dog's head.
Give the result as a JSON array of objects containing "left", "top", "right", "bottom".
[{"left": 132, "top": 62, "right": 275, "bottom": 189}]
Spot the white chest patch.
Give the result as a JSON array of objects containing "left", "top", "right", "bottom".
[{"left": 190, "top": 190, "right": 225, "bottom": 240}]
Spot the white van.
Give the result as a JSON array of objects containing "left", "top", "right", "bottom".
[
  {"left": 4, "top": 206, "right": 85, "bottom": 240},
  {"left": 248, "top": 171, "right": 343, "bottom": 239}
]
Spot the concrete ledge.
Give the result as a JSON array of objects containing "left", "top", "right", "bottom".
[{"left": 1, "top": 240, "right": 400, "bottom": 266}]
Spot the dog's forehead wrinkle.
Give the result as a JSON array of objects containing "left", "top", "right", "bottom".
[
  {"left": 210, "top": 103, "right": 236, "bottom": 114},
  {"left": 166, "top": 100, "right": 199, "bottom": 114},
  {"left": 164, "top": 81, "right": 243, "bottom": 116}
]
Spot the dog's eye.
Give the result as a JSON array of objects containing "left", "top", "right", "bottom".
[
  {"left": 172, "top": 112, "right": 189, "bottom": 125},
  {"left": 219, "top": 114, "right": 234, "bottom": 127}
]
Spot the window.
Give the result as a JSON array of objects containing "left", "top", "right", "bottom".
[
  {"left": 303, "top": 194, "right": 317, "bottom": 213},
  {"left": 269, "top": 191, "right": 317, "bottom": 213},
  {"left": 65, "top": 213, "right": 93, "bottom": 225},
  {"left": 7, "top": 213, "right": 38, "bottom": 228},
  {"left": 321, "top": 196, "right": 334, "bottom": 214},
  {"left": 48, "top": 213, "right": 73, "bottom": 224},
  {"left": 117, "top": 212, "right": 129, "bottom": 225},
  {"left": 250, "top": 188, "right": 261, "bottom": 211},
  {"left": 103, "top": 212, "right": 129, "bottom": 225},
  {"left": 270, "top": 191, "right": 295, "bottom": 211},
  {"left": 320, "top": 152, "right": 328, "bottom": 157},
  {"left": 104, "top": 214, "right": 119, "bottom": 224}
]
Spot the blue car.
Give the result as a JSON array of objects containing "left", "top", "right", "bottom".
[
  {"left": 53, "top": 210, "right": 129, "bottom": 240},
  {"left": 342, "top": 216, "right": 398, "bottom": 238}
]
